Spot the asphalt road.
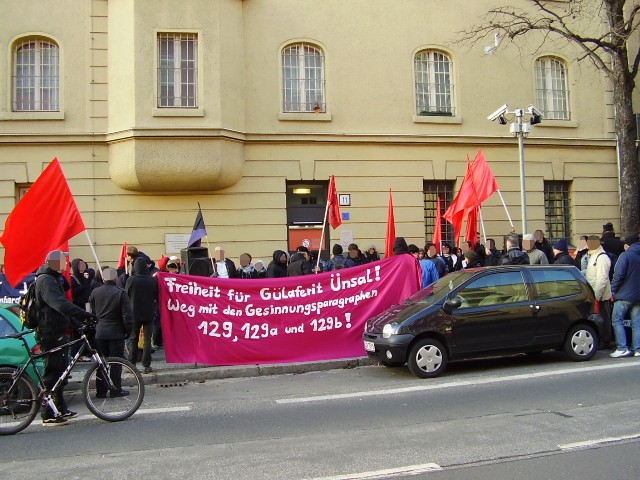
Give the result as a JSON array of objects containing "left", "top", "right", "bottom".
[{"left": 2, "top": 351, "right": 640, "bottom": 480}]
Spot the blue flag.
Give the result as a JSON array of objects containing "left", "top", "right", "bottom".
[{"left": 188, "top": 207, "right": 207, "bottom": 248}]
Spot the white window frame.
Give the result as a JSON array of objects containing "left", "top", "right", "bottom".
[
  {"left": 157, "top": 33, "right": 198, "bottom": 108},
  {"left": 281, "top": 43, "right": 325, "bottom": 113},
  {"left": 535, "top": 57, "right": 570, "bottom": 120},
  {"left": 13, "top": 37, "right": 60, "bottom": 112},
  {"left": 414, "top": 50, "right": 454, "bottom": 116}
]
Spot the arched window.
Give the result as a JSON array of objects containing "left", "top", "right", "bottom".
[
  {"left": 415, "top": 50, "right": 454, "bottom": 116},
  {"left": 282, "top": 43, "right": 325, "bottom": 112},
  {"left": 13, "top": 37, "right": 60, "bottom": 111},
  {"left": 534, "top": 57, "right": 570, "bottom": 120}
]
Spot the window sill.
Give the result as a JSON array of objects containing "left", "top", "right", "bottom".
[
  {"left": 536, "top": 119, "right": 578, "bottom": 128},
  {"left": 0, "top": 111, "right": 64, "bottom": 121},
  {"left": 413, "top": 114, "right": 462, "bottom": 124},
  {"left": 279, "top": 112, "right": 332, "bottom": 121},
  {"left": 152, "top": 108, "right": 204, "bottom": 117}
]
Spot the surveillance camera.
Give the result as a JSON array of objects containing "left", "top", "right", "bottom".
[
  {"left": 527, "top": 105, "right": 543, "bottom": 117},
  {"left": 487, "top": 104, "right": 509, "bottom": 121}
]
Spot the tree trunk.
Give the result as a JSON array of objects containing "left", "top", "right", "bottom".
[{"left": 612, "top": 61, "right": 640, "bottom": 235}]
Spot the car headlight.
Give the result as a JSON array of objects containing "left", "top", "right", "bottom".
[{"left": 382, "top": 322, "right": 400, "bottom": 339}]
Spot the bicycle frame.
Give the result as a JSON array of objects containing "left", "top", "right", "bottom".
[{"left": 6, "top": 329, "right": 111, "bottom": 416}]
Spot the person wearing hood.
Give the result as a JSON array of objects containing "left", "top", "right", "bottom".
[
  {"left": 610, "top": 233, "right": 640, "bottom": 358},
  {"left": 89, "top": 267, "right": 133, "bottom": 397},
  {"left": 498, "top": 235, "right": 530, "bottom": 265},
  {"left": 365, "top": 244, "right": 380, "bottom": 262},
  {"left": 392, "top": 237, "right": 410, "bottom": 255},
  {"left": 70, "top": 258, "right": 91, "bottom": 309},
  {"left": 552, "top": 238, "right": 574, "bottom": 265},
  {"left": 253, "top": 259, "right": 267, "bottom": 279},
  {"left": 125, "top": 257, "right": 158, "bottom": 373},
  {"left": 287, "top": 246, "right": 315, "bottom": 276},
  {"left": 35, "top": 250, "right": 97, "bottom": 426},
  {"left": 601, "top": 222, "right": 625, "bottom": 257},
  {"left": 267, "top": 250, "right": 288, "bottom": 278}
]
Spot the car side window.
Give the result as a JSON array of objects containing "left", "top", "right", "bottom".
[
  {"left": 529, "top": 269, "right": 581, "bottom": 300},
  {"left": 456, "top": 271, "right": 527, "bottom": 308}
]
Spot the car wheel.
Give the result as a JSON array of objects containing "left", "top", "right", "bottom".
[
  {"left": 380, "top": 360, "right": 405, "bottom": 368},
  {"left": 408, "top": 338, "right": 448, "bottom": 378},
  {"left": 564, "top": 324, "right": 598, "bottom": 361}
]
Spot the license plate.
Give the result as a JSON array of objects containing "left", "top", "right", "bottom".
[{"left": 364, "top": 341, "right": 375, "bottom": 352}]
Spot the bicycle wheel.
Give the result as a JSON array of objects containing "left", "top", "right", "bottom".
[
  {"left": 0, "top": 367, "right": 39, "bottom": 435},
  {"left": 82, "top": 357, "right": 144, "bottom": 422}
]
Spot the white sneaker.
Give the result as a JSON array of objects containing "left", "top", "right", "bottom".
[
  {"left": 634, "top": 352, "right": 640, "bottom": 357},
  {"left": 610, "top": 349, "right": 631, "bottom": 358}
]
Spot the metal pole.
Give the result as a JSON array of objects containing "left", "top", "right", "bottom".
[{"left": 516, "top": 111, "right": 527, "bottom": 235}]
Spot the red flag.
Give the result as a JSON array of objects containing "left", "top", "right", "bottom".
[
  {"left": 465, "top": 206, "right": 479, "bottom": 249},
  {"left": 385, "top": 189, "right": 396, "bottom": 257},
  {"left": 469, "top": 150, "right": 499, "bottom": 206},
  {"left": 444, "top": 159, "right": 473, "bottom": 244},
  {"left": 58, "top": 240, "right": 73, "bottom": 301},
  {"left": 0, "top": 158, "right": 86, "bottom": 287},
  {"left": 327, "top": 175, "right": 342, "bottom": 229},
  {"left": 433, "top": 196, "right": 442, "bottom": 254},
  {"left": 117, "top": 242, "right": 128, "bottom": 269}
]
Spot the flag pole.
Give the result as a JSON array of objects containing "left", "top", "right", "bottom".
[
  {"left": 204, "top": 235, "right": 216, "bottom": 276},
  {"left": 317, "top": 200, "right": 331, "bottom": 271},
  {"left": 496, "top": 189, "right": 515, "bottom": 229},
  {"left": 478, "top": 206, "right": 488, "bottom": 245},
  {"left": 83, "top": 230, "right": 102, "bottom": 272}
]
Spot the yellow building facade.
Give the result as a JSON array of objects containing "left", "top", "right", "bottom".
[{"left": 0, "top": 0, "right": 634, "bottom": 267}]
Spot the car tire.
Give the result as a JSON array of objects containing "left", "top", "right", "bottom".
[
  {"left": 380, "top": 360, "right": 405, "bottom": 368},
  {"left": 564, "top": 324, "right": 598, "bottom": 361},
  {"left": 408, "top": 338, "right": 448, "bottom": 378}
]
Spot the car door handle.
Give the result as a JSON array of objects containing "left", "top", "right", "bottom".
[{"left": 530, "top": 304, "right": 540, "bottom": 311}]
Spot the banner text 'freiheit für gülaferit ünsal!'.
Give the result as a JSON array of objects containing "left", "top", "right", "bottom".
[{"left": 158, "top": 255, "right": 421, "bottom": 365}]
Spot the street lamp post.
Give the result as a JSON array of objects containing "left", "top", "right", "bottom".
[{"left": 487, "top": 105, "right": 542, "bottom": 235}]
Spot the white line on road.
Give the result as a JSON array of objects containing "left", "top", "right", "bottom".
[
  {"left": 277, "top": 361, "right": 640, "bottom": 404},
  {"left": 71, "top": 405, "right": 191, "bottom": 422},
  {"left": 302, "top": 463, "right": 442, "bottom": 480},
  {"left": 559, "top": 433, "right": 640, "bottom": 450}
]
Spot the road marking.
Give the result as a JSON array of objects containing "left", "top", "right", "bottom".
[
  {"left": 277, "top": 361, "right": 640, "bottom": 404},
  {"left": 72, "top": 405, "right": 191, "bottom": 422},
  {"left": 559, "top": 433, "right": 640, "bottom": 450},
  {"left": 302, "top": 463, "right": 442, "bottom": 480}
]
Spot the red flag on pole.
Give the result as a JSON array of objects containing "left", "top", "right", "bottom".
[
  {"left": 0, "top": 158, "right": 86, "bottom": 287},
  {"left": 433, "top": 196, "right": 442, "bottom": 253},
  {"left": 469, "top": 150, "right": 499, "bottom": 206},
  {"left": 385, "top": 189, "right": 396, "bottom": 258},
  {"left": 443, "top": 160, "right": 473, "bottom": 244},
  {"left": 327, "top": 175, "right": 342, "bottom": 229},
  {"left": 465, "top": 205, "right": 479, "bottom": 249},
  {"left": 117, "top": 242, "right": 128, "bottom": 269},
  {"left": 58, "top": 240, "right": 73, "bottom": 301}
]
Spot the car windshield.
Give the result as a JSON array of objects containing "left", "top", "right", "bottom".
[{"left": 405, "top": 270, "right": 475, "bottom": 305}]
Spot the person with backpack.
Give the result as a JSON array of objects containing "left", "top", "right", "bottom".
[
  {"left": 584, "top": 234, "right": 613, "bottom": 347},
  {"left": 35, "top": 250, "right": 97, "bottom": 426},
  {"left": 425, "top": 242, "right": 447, "bottom": 277},
  {"left": 326, "top": 244, "right": 348, "bottom": 271}
]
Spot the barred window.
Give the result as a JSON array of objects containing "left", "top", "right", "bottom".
[
  {"left": 157, "top": 33, "right": 198, "bottom": 108},
  {"left": 282, "top": 43, "right": 325, "bottom": 112},
  {"left": 544, "top": 181, "right": 571, "bottom": 243},
  {"left": 415, "top": 51, "right": 454, "bottom": 116},
  {"left": 424, "top": 181, "right": 455, "bottom": 247},
  {"left": 13, "top": 38, "right": 59, "bottom": 111},
  {"left": 535, "top": 57, "right": 570, "bottom": 120}
]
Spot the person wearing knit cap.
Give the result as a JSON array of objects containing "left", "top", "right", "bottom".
[
  {"left": 365, "top": 244, "right": 380, "bottom": 262},
  {"left": 522, "top": 233, "right": 549, "bottom": 265},
  {"left": 610, "top": 233, "right": 640, "bottom": 358},
  {"left": 552, "top": 238, "right": 574, "bottom": 265}
]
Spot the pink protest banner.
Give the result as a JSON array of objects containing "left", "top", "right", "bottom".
[{"left": 158, "top": 254, "right": 421, "bottom": 365}]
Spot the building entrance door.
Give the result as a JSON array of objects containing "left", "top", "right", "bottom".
[{"left": 286, "top": 181, "right": 330, "bottom": 262}]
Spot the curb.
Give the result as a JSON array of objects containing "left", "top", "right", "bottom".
[{"left": 65, "top": 357, "right": 378, "bottom": 392}]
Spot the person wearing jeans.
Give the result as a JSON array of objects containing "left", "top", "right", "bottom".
[{"left": 609, "top": 233, "right": 640, "bottom": 358}]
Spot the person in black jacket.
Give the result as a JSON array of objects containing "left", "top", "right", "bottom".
[
  {"left": 534, "top": 230, "right": 554, "bottom": 264},
  {"left": 125, "top": 257, "right": 158, "bottom": 374},
  {"left": 498, "top": 235, "right": 530, "bottom": 265},
  {"left": 35, "top": 250, "right": 97, "bottom": 426},
  {"left": 601, "top": 222, "right": 625, "bottom": 257},
  {"left": 89, "top": 267, "right": 133, "bottom": 397},
  {"left": 266, "top": 250, "right": 288, "bottom": 278},
  {"left": 552, "top": 238, "right": 574, "bottom": 265}
]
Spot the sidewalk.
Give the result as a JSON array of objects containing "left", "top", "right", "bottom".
[{"left": 67, "top": 347, "right": 376, "bottom": 391}]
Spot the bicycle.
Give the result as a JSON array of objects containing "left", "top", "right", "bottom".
[{"left": 0, "top": 325, "right": 145, "bottom": 435}]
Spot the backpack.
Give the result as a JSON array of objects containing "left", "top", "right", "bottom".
[
  {"left": 331, "top": 256, "right": 347, "bottom": 270},
  {"left": 594, "top": 251, "right": 617, "bottom": 282},
  {"left": 18, "top": 277, "right": 43, "bottom": 330}
]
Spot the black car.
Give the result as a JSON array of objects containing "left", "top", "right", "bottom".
[{"left": 363, "top": 265, "right": 604, "bottom": 378}]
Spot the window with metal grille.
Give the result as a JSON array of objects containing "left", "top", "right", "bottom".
[
  {"left": 424, "top": 181, "right": 455, "bottom": 246},
  {"left": 415, "top": 51, "right": 454, "bottom": 116},
  {"left": 157, "top": 33, "right": 198, "bottom": 108},
  {"left": 535, "top": 57, "right": 570, "bottom": 120},
  {"left": 13, "top": 37, "right": 59, "bottom": 111},
  {"left": 282, "top": 43, "right": 325, "bottom": 112},
  {"left": 544, "top": 181, "right": 571, "bottom": 243}
]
